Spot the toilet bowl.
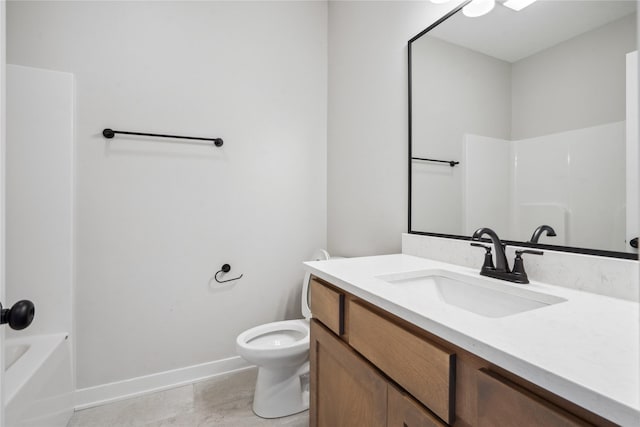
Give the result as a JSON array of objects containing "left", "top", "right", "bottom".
[
  {"left": 236, "top": 319, "right": 310, "bottom": 418},
  {"left": 236, "top": 249, "right": 331, "bottom": 419}
]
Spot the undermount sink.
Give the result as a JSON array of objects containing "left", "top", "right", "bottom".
[{"left": 377, "top": 269, "right": 566, "bottom": 318}]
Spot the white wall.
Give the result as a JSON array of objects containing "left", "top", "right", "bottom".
[
  {"left": 327, "top": 0, "right": 465, "bottom": 257},
  {"left": 411, "top": 36, "right": 511, "bottom": 235},
  {"left": 511, "top": 13, "right": 636, "bottom": 140},
  {"left": 462, "top": 135, "right": 511, "bottom": 237},
  {"left": 6, "top": 65, "right": 74, "bottom": 340},
  {"left": 7, "top": 1, "right": 327, "bottom": 389}
]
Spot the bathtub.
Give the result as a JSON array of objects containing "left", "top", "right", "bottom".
[{"left": 5, "top": 333, "right": 73, "bottom": 427}]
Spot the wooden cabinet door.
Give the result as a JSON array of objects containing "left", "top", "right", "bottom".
[
  {"left": 310, "top": 319, "right": 387, "bottom": 427},
  {"left": 477, "top": 369, "right": 592, "bottom": 427},
  {"left": 388, "top": 384, "right": 447, "bottom": 427}
]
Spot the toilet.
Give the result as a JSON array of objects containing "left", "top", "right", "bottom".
[{"left": 236, "top": 249, "right": 331, "bottom": 418}]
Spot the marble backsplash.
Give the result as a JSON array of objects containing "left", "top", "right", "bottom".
[{"left": 402, "top": 233, "right": 639, "bottom": 302}]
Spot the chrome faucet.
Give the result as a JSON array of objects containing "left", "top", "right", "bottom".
[
  {"left": 470, "top": 227, "right": 543, "bottom": 284},
  {"left": 529, "top": 225, "right": 556, "bottom": 243}
]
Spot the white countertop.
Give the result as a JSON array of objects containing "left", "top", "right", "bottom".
[{"left": 304, "top": 254, "right": 640, "bottom": 426}]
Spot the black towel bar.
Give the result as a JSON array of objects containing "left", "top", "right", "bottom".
[
  {"left": 412, "top": 157, "right": 459, "bottom": 167},
  {"left": 102, "top": 128, "right": 223, "bottom": 147}
]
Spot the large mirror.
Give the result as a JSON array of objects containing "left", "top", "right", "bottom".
[{"left": 409, "top": 0, "right": 638, "bottom": 258}]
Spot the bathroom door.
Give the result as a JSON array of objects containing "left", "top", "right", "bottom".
[{"left": 3, "top": 63, "right": 74, "bottom": 427}]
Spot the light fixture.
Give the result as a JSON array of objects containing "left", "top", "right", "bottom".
[
  {"left": 462, "top": 0, "right": 496, "bottom": 18},
  {"left": 503, "top": 0, "right": 538, "bottom": 12},
  {"left": 429, "top": 0, "right": 533, "bottom": 18}
]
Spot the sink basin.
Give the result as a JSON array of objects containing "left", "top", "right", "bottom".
[{"left": 377, "top": 269, "right": 566, "bottom": 318}]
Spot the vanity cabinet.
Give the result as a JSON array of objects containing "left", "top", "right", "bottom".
[{"left": 309, "top": 277, "right": 616, "bottom": 427}]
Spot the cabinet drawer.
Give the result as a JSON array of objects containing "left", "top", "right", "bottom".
[
  {"left": 388, "top": 384, "right": 447, "bottom": 427},
  {"left": 477, "top": 369, "right": 592, "bottom": 427},
  {"left": 310, "top": 278, "right": 344, "bottom": 336},
  {"left": 348, "top": 300, "right": 456, "bottom": 424}
]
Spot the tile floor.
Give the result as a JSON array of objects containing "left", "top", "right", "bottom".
[{"left": 68, "top": 368, "right": 309, "bottom": 427}]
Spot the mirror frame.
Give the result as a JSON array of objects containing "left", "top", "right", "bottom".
[{"left": 407, "top": 1, "right": 638, "bottom": 260}]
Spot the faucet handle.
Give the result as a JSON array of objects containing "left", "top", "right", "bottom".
[
  {"left": 470, "top": 243, "right": 495, "bottom": 271},
  {"left": 470, "top": 242, "right": 492, "bottom": 252},
  {"left": 512, "top": 249, "right": 543, "bottom": 284},
  {"left": 515, "top": 249, "right": 543, "bottom": 257}
]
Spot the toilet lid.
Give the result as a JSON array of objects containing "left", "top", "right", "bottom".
[{"left": 302, "top": 249, "right": 331, "bottom": 319}]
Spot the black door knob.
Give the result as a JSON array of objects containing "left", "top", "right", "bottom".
[{"left": 0, "top": 300, "right": 35, "bottom": 330}]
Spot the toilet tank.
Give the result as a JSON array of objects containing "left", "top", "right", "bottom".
[{"left": 302, "top": 249, "right": 344, "bottom": 319}]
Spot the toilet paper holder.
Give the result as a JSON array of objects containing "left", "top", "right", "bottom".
[{"left": 215, "top": 264, "right": 243, "bottom": 283}]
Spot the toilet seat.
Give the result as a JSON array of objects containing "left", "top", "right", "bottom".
[{"left": 236, "top": 319, "right": 309, "bottom": 360}]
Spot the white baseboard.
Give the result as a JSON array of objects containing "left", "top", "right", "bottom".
[{"left": 74, "top": 356, "right": 253, "bottom": 410}]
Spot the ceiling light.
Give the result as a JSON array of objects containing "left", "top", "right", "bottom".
[
  {"left": 502, "top": 0, "right": 538, "bottom": 12},
  {"left": 462, "top": 0, "right": 496, "bottom": 18},
  {"left": 429, "top": 0, "right": 452, "bottom": 3}
]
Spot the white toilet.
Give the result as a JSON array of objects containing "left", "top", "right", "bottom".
[{"left": 236, "top": 250, "right": 331, "bottom": 418}]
